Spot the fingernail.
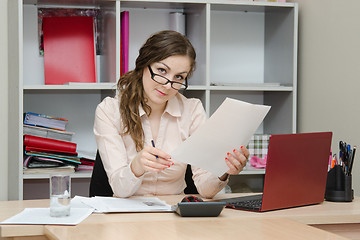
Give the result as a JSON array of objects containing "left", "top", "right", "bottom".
[
  {"left": 225, "top": 157, "right": 228, "bottom": 161},
  {"left": 171, "top": 162, "right": 174, "bottom": 165},
  {"left": 241, "top": 146, "right": 244, "bottom": 149},
  {"left": 233, "top": 149, "right": 236, "bottom": 152},
  {"left": 168, "top": 165, "right": 171, "bottom": 168},
  {"left": 227, "top": 152, "right": 230, "bottom": 156}
]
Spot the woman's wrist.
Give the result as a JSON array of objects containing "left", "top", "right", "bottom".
[
  {"left": 219, "top": 173, "right": 229, "bottom": 181},
  {"left": 130, "top": 159, "right": 145, "bottom": 177}
]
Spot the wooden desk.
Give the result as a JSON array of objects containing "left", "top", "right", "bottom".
[
  {"left": 44, "top": 218, "right": 347, "bottom": 240},
  {"left": 1, "top": 194, "right": 359, "bottom": 240}
]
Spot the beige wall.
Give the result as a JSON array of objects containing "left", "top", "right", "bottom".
[
  {"left": 0, "top": 0, "right": 9, "bottom": 201},
  {"left": 291, "top": 0, "right": 360, "bottom": 194}
]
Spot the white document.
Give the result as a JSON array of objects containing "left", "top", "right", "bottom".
[
  {"left": 71, "top": 195, "right": 96, "bottom": 209},
  {"left": 171, "top": 98, "right": 271, "bottom": 177},
  {"left": 80, "top": 196, "right": 173, "bottom": 213},
  {"left": 0, "top": 208, "right": 93, "bottom": 225}
]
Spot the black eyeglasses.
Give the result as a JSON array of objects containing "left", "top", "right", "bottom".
[{"left": 148, "top": 65, "right": 188, "bottom": 90}]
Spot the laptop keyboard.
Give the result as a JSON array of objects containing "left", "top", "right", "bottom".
[
  {"left": 218, "top": 194, "right": 263, "bottom": 211},
  {"left": 228, "top": 198, "right": 262, "bottom": 211}
]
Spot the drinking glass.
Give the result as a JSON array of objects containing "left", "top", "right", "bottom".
[{"left": 50, "top": 174, "right": 71, "bottom": 217}]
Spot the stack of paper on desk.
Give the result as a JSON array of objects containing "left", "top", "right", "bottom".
[
  {"left": 171, "top": 98, "right": 271, "bottom": 177},
  {"left": 80, "top": 196, "right": 173, "bottom": 213},
  {"left": 0, "top": 196, "right": 173, "bottom": 226},
  {"left": 0, "top": 208, "right": 93, "bottom": 225}
]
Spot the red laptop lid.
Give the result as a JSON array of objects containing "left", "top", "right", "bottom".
[{"left": 261, "top": 132, "right": 332, "bottom": 211}]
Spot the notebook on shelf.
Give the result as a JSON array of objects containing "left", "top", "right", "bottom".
[{"left": 215, "top": 132, "right": 332, "bottom": 212}]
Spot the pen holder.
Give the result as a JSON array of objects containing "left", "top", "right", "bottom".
[{"left": 325, "top": 165, "right": 354, "bottom": 202}]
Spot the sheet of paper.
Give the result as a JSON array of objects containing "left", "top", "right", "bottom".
[
  {"left": 80, "top": 196, "right": 174, "bottom": 213},
  {"left": 0, "top": 208, "right": 93, "bottom": 225},
  {"left": 171, "top": 98, "right": 271, "bottom": 177},
  {"left": 71, "top": 195, "right": 96, "bottom": 209}
]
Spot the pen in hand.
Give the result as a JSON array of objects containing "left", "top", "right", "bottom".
[
  {"left": 151, "top": 140, "right": 174, "bottom": 168},
  {"left": 151, "top": 140, "right": 159, "bottom": 160}
]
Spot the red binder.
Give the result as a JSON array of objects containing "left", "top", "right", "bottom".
[
  {"left": 43, "top": 16, "right": 96, "bottom": 85},
  {"left": 24, "top": 147, "right": 78, "bottom": 156},
  {"left": 24, "top": 135, "right": 77, "bottom": 154}
]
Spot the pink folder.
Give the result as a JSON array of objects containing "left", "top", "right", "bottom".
[{"left": 121, "top": 11, "right": 129, "bottom": 75}]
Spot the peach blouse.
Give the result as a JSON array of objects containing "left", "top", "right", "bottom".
[{"left": 94, "top": 93, "right": 227, "bottom": 198}]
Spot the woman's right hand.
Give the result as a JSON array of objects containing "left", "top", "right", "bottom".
[{"left": 130, "top": 145, "right": 173, "bottom": 177}]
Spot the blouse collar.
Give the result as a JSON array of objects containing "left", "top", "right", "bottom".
[{"left": 139, "top": 93, "right": 181, "bottom": 118}]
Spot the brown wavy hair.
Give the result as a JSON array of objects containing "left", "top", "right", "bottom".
[{"left": 117, "top": 30, "right": 196, "bottom": 151}]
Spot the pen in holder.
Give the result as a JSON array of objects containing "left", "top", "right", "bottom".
[{"left": 325, "top": 165, "right": 354, "bottom": 202}]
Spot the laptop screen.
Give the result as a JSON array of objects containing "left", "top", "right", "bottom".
[{"left": 261, "top": 132, "right": 332, "bottom": 211}]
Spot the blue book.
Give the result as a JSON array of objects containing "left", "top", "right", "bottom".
[{"left": 23, "top": 112, "right": 68, "bottom": 131}]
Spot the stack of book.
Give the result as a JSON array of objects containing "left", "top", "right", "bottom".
[
  {"left": 23, "top": 112, "right": 94, "bottom": 174},
  {"left": 23, "top": 112, "right": 74, "bottom": 141},
  {"left": 24, "top": 112, "right": 69, "bottom": 131}
]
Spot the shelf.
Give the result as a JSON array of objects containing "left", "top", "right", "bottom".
[
  {"left": 210, "top": 1, "right": 295, "bottom": 11},
  {"left": 22, "top": 84, "right": 292, "bottom": 92},
  {"left": 240, "top": 167, "right": 265, "bottom": 175},
  {"left": 23, "top": 83, "right": 117, "bottom": 90},
  {"left": 22, "top": 169, "right": 263, "bottom": 178},
  {"left": 120, "top": 0, "right": 294, "bottom": 10},
  {"left": 186, "top": 84, "right": 293, "bottom": 92},
  {"left": 23, "top": 171, "right": 92, "bottom": 179},
  {"left": 186, "top": 85, "right": 208, "bottom": 90},
  {"left": 209, "top": 85, "right": 293, "bottom": 92}
]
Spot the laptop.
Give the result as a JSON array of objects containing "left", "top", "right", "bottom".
[{"left": 216, "top": 132, "right": 332, "bottom": 212}]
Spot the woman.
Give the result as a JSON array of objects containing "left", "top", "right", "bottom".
[{"left": 94, "top": 30, "right": 249, "bottom": 198}]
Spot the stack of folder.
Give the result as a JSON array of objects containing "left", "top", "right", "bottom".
[
  {"left": 23, "top": 135, "right": 80, "bottom": 174},
  {"left": 23, "top": 137, "right": 96, "bottom": 174},
  {"left": 22, "top": 112, "right": 95, "bottom": 174}
]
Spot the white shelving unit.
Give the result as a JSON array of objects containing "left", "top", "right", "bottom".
[
  {"left": 23, "top": 171, "right": 92, "bottom": 180},
  {"left": 8, "top": 0, "right": 298, "bottom": 200}
]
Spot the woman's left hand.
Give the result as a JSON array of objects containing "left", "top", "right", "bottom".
[{"left": 225, "top": 146, "right": 249, "bottom": 175}]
